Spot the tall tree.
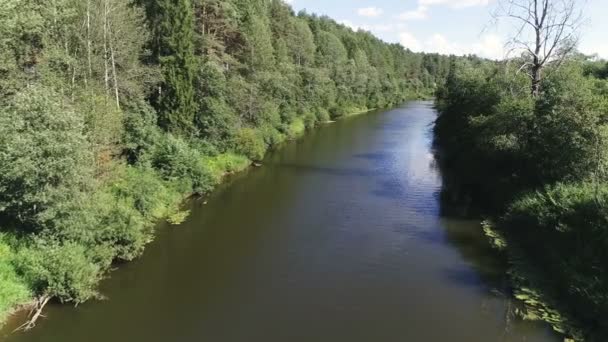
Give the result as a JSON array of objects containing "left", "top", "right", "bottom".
[
  {"left": 154, "top": 0, "right": 198, "bottom": 133},
  {"left": 287, "top": 18, "right": 315, "bottom": 67},
  {"left": 495, "top": 0, "right": 585, "bottom": 96}
]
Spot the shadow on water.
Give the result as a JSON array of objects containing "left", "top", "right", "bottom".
[{"left": 430, "top": 135, "right": 564, "bottom": 340}]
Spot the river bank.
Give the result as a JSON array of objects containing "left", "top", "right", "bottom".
[
  {"left": 2, "top": 101, "right": 559, "bottom": 342},
  {"left": 436, "top": 142, "right": 590, "bottom": 341},
  {"left": 0, "top": 104, "right": 384, "bottom": 331},
  {"left": 433, "top": 58, "right": 608, "bottom": 342}
]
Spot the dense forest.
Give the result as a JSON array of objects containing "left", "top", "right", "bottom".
[
  {"left": 0, "top": 0, "right": 453, "bottom": 326},
  {"left": 435, "top": 46, "right": 608, "bottom": 340}
]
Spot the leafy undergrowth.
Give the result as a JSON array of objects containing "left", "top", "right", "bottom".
[
  {"left": 0, "top": 236, "right": 32, "bottom": 324},
  {"left": 482, "top": 181, "right": 608, "bottom": 342},
  {"left": 0, "top": 151, "right": 252, "bottom": 328}
]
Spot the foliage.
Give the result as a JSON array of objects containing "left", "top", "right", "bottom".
[
  {"left": 204, "top": 153, "right": 251, "bottom": 180},
  {"left": 14, "top": 240, "right": 102, "bottom": 304},
  {"left": 504, "top": 183, "right": 608, "bottom": 338},
  {"left": 0, "top": 235, "right": 30, "bottom": 324},
  {"left": 0, "top": 0, "right": 455, "bottom": 325},
  {"left": 0, "top": 86, "right": 93, "bottom": 229},
  {"left": 154, "top": 0, "right": 198, "bottom": 133},
  {"left": 151, "top": 134, "right": 217, "bottom": 194},
  {"left": 233, "top": 128, "right": 267, "bottom": 162},
  {"left": 435, "top": 56, "right": 608, "bottom": 339}
]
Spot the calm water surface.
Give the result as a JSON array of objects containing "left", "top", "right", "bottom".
[{"left": 2, "top": 102, "right": 559, "bottom": 342}]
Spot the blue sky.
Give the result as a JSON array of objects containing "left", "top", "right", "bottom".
[{"left": 287, "top": 0, "right": 608, "bottom": 60}]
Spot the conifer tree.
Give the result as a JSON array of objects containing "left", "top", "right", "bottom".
[{"left": 155, "top": 0, "right": 198, "bottom": 134}]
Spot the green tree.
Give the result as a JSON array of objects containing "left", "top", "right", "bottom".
[
  {"left": 287, "top": 18, "right": 315, "bottom": 66},
  {"left": 155, "top": 0, "right": 198, "bottom": 134},
  {"left": 0, "top": 86, "right": 93, "bottom": 229}
]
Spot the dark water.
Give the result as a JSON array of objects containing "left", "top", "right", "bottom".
[{"left": 2, "top": 102, "right": 559, "bottom": 342}]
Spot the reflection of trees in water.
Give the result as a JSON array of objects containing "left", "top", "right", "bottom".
[
  {"left": 437, "top": 210, "right": 537, "bottom": 339},
  {"left": 437, "top": 176, "right": 547, "bottom": 339},
  {"left": 433, "top": 147, "right": 564, "bottom": 341}
]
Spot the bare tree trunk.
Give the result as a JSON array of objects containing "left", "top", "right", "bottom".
[
  {"left": 110, "top": 41, "right": 120, "bottom": 109},
  {"left": 71, "top": 65, "right": 77, "bottom": 102},
  {"left": 497, "top": 0, "right": 583, "bottom": 98},
  {"left": 86, "top": 0, "right": 92, "bottom": 85},
  {"left": 531, "top": 62, "right": 542, "bottom": 97},
  {"left": 103, "top": 0, "right": 110, "bottom": 96},
  {"left": 531, "top": 20, "right": 542, "bottom": 97}
]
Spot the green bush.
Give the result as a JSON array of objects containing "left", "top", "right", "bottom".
[
  {"left": 0, "top": 235, "right": 31, "bottom": 324},
  {"left": 0, "top": 86, "right": 93, "bottom": 229},
  {"left": 504, "top": 183, "right": 608, "bottom": 336},
  {"left": 112, "top": 166, "right": 182, "bottom": 221},
  {"left": 91, "top": 191, "right": 151, "bottom": 262},
  {"left": 204, "top": 153, "right": 251, "bottom": 180},
  {"left": 152, "top": 134, "right": 216, "bottom": 194},
  {"left": 286, "top": 118, "right": 306, "bottom": 139},
  {"left": 123, "top": 100, "right": 161, "bottom": 163},
  {"left": 14, "top": 240, "right": 101, "bottom": 304},
  {"left": 315, "top": 108, "right": 331, "bottom": 122},
  {"left": 259, "top": 124, "right": 286, "bottom": 147},
  {"left": 302, "top": 112, "right": 317, "bottom": 129},
  {"left": 233, "top": 128, "right": 267, "bottom": 162}
]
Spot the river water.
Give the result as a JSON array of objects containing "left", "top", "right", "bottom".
[{"left": 2, "top": 101, "right": 559, "bottom": 342}]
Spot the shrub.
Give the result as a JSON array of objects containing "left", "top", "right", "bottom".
[
  {"left": 315, "top": 108, "right": 331, "bottom": 122},
  {"left": 152, "top": 134, "right": 216, "bottom": 194},
  {"left": 204, "top": 153, "right": 251, "bottom": 181},
  {"left": 302, "top": 112, "right": 317, "bottom": 129},
  {"left": 259, "top": 124, "right": 285, "bottom": 147},
  {"left": 91, "top": 191, "right": 151, "bottom": 262},
  {"left": 112, "top": 166, "right": 182, "bottom": 221},
  {"left": 0, "top": 86, "right": 93, "bottom": 229},
  {"left": 123, "top": 100, "right": 161, "bottom": 163},
  {"left": 14, "top": 240, "right": 101, "bottom": 304},
  {"left": 233, "top": 128, "right": 267, "bottom": 162},
  {"left": 504, "top": 183, "right": 608, "bottom": 336},
  {"left": 0, "top": 235, "right": 31, "bottom": 324},
  {"left": 286, "top": 118, "right": 306, "bottom": 139}
]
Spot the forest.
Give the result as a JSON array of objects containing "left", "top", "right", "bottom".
[
  {"left": 0, "top": 0, "right": 453, "bottom": 327},
  {"left": 434, "top": 30, "right": 608, "bottom": 342}
]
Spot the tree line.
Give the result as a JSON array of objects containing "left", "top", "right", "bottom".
[{"left": 0, "top": 0, "right": 453, "bottom": 327}]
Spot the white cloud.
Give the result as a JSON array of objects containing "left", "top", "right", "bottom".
[
  {"left": 339, "top": 20, "right": 361, "bottom": 31},
  {"left": 398, "top": 0, "right": 491, "bottom": 22},
  {"left": 472, "top": 34, "right": 505, "bottom": 59},
  {"left": 580, "top": 43, "right": 608, "bottom": 59},
  {"left": 399, "top": 31, "right": 505, "bottom": 59},
  {"left": 399, "top": 32, "right": 422, "bottom": 51},
  {"left": 362, "top": 24, "right": 397, "bottom": 32},
  {"left": 419, "top": 0, "right": 492, "bottom": 8},
  {"left": 357, "top": 7, "right": 384, "bottom": 17},
  {"left": 340, "top": 20, "right": 405, "bottom": 34},
  {"left": 424, "top": 33, "right": 461, "bottom": 55},
  {"left": 398, "top": 6, "right": 429, "bottom": 21}
]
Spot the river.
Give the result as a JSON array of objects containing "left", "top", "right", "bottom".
[{"left": 1, "top": 101, "right": 559, "bottom": 342}]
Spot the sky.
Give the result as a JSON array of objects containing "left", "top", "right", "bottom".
[{"left": 286, "top": 0, "right": 608, "bottom": 60}]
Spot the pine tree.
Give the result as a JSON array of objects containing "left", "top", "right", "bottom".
[{"left": 155, "top": 0, "right": 198, "bottom": 134}]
